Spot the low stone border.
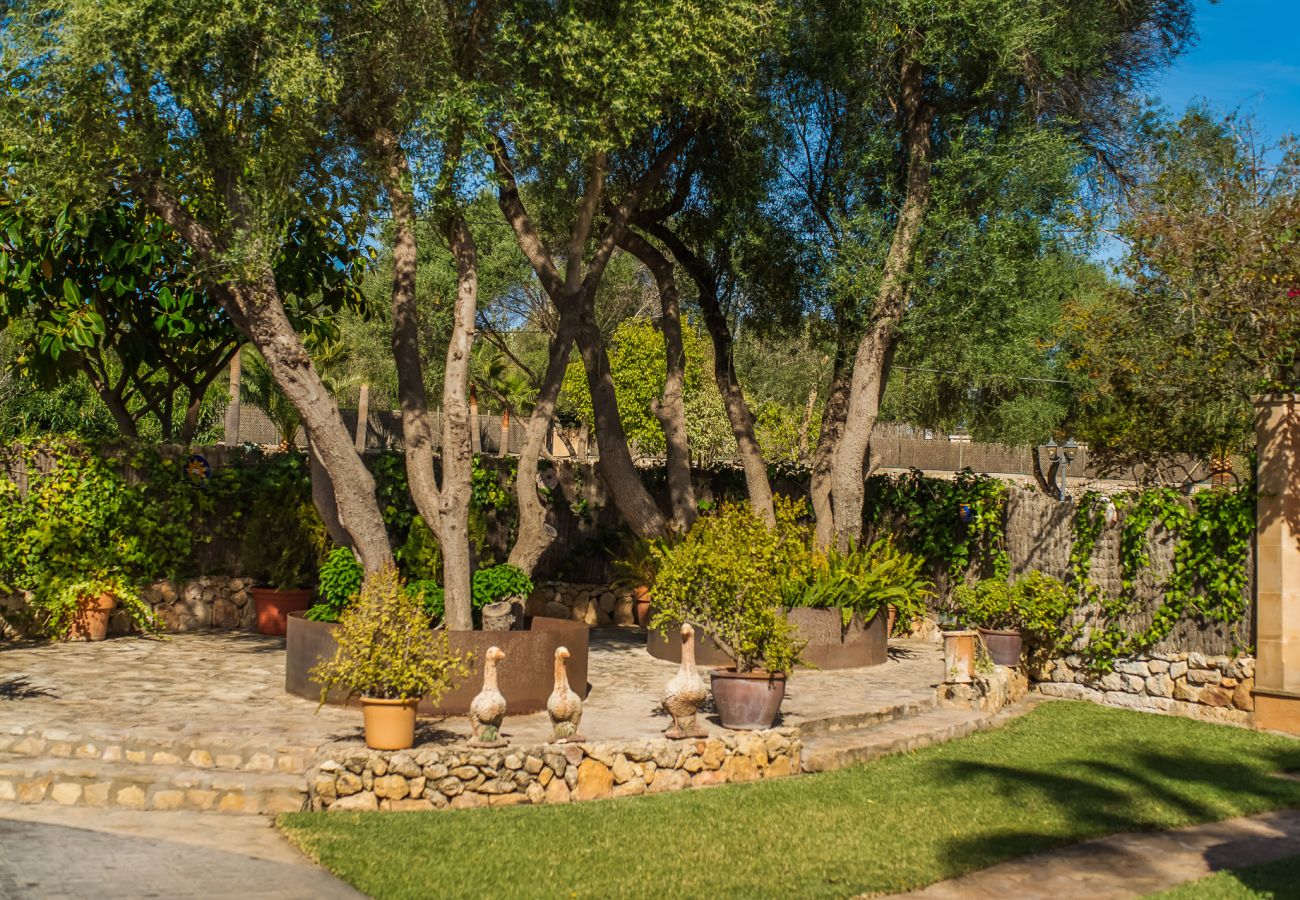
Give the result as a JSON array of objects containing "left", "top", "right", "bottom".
[
  {"left": 1031, "top": 652, "right": 1255, "bottom": 725},
  {"left": 309, "top": 730, "right": 802, "bottom": 811},
  {"left": 524, "top": 581, "right": 637, "bottom": 627}
]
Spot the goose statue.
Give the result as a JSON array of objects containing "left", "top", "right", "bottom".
[
  {"left": 468, "top": 646, "right": 508, "bottom": 748},
  {"left": 547, "top": 646, "right": 584, "bottom": 742},
  {"left": 662, "top": 623, "right": 709, "bottom": 738}
]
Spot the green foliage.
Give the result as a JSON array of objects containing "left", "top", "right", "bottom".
[
  {"left": 395, "top": 516, "right": 442, "bottom": 582},
  {"left": 952, "top": 572, "right": 1072, "bottom": 648},
  {"left": 785, "top": 538, "right": 934, "bottom": 630},
  {"left": 1076, "top": 486, "right": 1254, "bottom": 671},
  {"left": 240, "top": 455, "right": 329, "bottom": 590},
  {"left": 310, "top": 567, "right": 472, "bottom": 702},
  {"left": 864, "top": 469, "right": 1010, "bottom": 583},
  {"left": 407, "top": 579, "right": 445, "bottom": 624},
  {"left": 306, "top": 548, "right": 365, "bottom": 623},
  {"left": 471, "top": 564, "right": 533, "bottom": 608},
  {"left": 650, "top": 499, "right": 808, "bottom": 674}
]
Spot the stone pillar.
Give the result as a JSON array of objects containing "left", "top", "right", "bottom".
[{"left": 1253, "top": 394, "right": 1300, "bottom": 733}]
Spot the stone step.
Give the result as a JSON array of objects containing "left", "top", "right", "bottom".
[
  {"left": 0, "top": 725, "right": 316, "bottom": 776},
  {"left": 800, "top": 707, "right": 994, "bottom": 773},
  {"left": 795, "top": 695, "right": 939, "bottom": 737},
  {"left": 0, "top": 754, "right": 308, "bottom": 815}
]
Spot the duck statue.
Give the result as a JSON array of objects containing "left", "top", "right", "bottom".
[
  {"left": 547, "top": 646, "right": 584, "bottom": 743},
  {"left": 468, "top": 646, "right": 508, "bottom": 748},
  {"left": 662, "top": 624, "right": 709, "bottom": 739}
]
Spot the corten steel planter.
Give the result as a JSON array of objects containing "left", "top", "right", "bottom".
[
  {"left": 649, "top": 608, "right": 887, "bottom": 670},
  {"left": 710, "top": 669, "right": 787, "bottom": 730},
  {"left": 978, "top": 628, "right": 1023, "bottom": 668},
  {"left": 66, "top": 592, "right": 117, "bottom": 642},
  {"left": 252, "top": 587, "right": 313, "bottom": 636},
  {"left": 361, "top": 697, "right": 418, "bottom": 750},
  {"left": 286, "top": 613, "right": 589, "bottom": 715}
]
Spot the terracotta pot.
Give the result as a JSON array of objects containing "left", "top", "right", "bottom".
[
  {"left": 887, "top": 604, "right": 898, "bottom": 637},
  {"left": 978, "top": 628, "right": 1023, "bottom": 668},
  {"left": 632, "top": 585, "right": 652, "bottom": 627},
  {"left": 943, "top": 630, "right": 978, "bottom": 684},
  {"left": 66, "top": 592, "right": 118, "bottom": 642},
  {"left": 360, "top": 697, "right": 419, "bottom": 750},
  {"left": 251, "top": 587, "right": 313, "bottom": 635},
  {"left": 710, "top": 668, "right": 787, "bottom": 730}
]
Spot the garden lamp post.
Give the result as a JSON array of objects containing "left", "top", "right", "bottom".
[{"left": 1042, "top": 438, "right": 1078, "bottom": 501}]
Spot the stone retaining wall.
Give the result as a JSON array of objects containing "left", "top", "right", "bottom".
[
  {"left": 1031, "top": 652, "right": 1255, "bottom": 726},
  {"left": 131, "top": 577, "right": 257, "bottom": 632},
  {"left": 309, "top": 731, "right": 802, "bottom": 811},
  {"left": 523, "top": 581, "right": 637, "bottom": 628}
]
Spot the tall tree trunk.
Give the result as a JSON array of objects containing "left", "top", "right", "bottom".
[
  {"left": 307, "top": 436, "right": 352, "bottom": 550},
  {"left": 508, "top": 312, "right": 580, "bottom": 575},
  {"left": 224, "top": 352, "right": 242, "bottom": 444},
  {"left": 239, "top": 276, "right": 392, "bottom": 570},
  {"left": 644, "top": 224, "right": 774, "bottom": 525},
  {"left": 618, "top": 231, "right": 696, "bottom": 531},
  {"left": 811, "top": 351, "right": 852, "bottom": 549},
  {"left": 139, "top": 178, "right": 392, "bottom": 570},
  {"left": 438, "top": 216, "right": 479, "bottom": 631},
  {"left": 830, "top": 56, "right": 934, "bottom": 549},
  {"left": 576, "top": 312, "right": 669, "bottom": 538}
]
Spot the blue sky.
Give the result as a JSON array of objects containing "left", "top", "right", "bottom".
[{"left": 1154, "top": 0, "right": 1299, "bottom": 142}]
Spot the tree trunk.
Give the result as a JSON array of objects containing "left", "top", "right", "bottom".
[
  {"left": 238, "top": 276, "right": 392, "bottom": 570},
  {"left": 643, "top": 224, "right": 774, "bottom": 525},
  {"left": 508, "top": 312, "right": 580, "bottom": 575},
  {"left": 830, "top": 56, "right": 934, "bottom": 549},
  {"left": 307, "top": 436, "right": 353, "bottom": 550},
  {"left": 575, "top": 312, "right": 669, "bottom": 539},
  {"left": 811, "top": 352, "right": 852, "bottom": 548},
  {"left": 438, "top": 216, "right": 479, "bottom": 631},
  {"left": 224, "top": 352, "right": 242, "bottom": 444},
  {"left": 618, "top": 231, "right": 696, "bottom": 530}
]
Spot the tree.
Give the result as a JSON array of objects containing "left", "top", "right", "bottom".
[
  {"left": 1064, "top": 109, "right": 1300, "bottom": 479},
  {"left": 775, "top": 0, "right": 1196, "bottom": 546},
  {"left": 2, "top": 0, "right": 394, "bottom": 569}
]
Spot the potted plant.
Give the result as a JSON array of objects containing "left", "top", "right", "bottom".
[
  {"left": 651, "top": 501, "right": 806, "bottom": 729},
  {"left": 952, "top": 571, "right": 1070, "bottom": 667},
  {"left": 242, "top": 462, "right": 328, "bottom": 634},
  {"left": 49, "top": 574, "right": 158, "bottom": 642},
  {"left": 613, "top": 538, "right": 660, "bottom": 627},
  {"left": 304, "top": 547, "right": 364, "bottom": 623},
  {"left": 784, "top": 537, "right": 934, "bottom": 633},
  {"left": 311, "top": 566, "right": 472, "bottom": 750}
]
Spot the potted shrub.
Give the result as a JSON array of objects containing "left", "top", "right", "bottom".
[
  {"left": 49, "top": 574, "right": 157, "bottom": 642},
  {"left": 952, "top": 571, "right": 1070, "bottom": 667},
  {"left": 651, "top": 501, "right": 806, "bottom": 729},
  {"left": 311, "top": 567, "right": 472, "bottom": 750},
  {"left": 242, "top": 466, "right": 328, "bottom": 635},
  {"left": 784, "top": 537, "right": 934, "bottom": 634}
]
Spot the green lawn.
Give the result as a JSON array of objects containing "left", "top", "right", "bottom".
[
  {"left": 280, "top": 702, "right": 1300, "bottom": 900},
  {"left": 1152, "top": 855, "right": 1300, "bottom": 899}
]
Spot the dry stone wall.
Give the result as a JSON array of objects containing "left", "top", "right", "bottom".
[
  {"left": 523, "top": 581, "right": 637, "bottom": 628},
  {"left": 309, "top": 731, "right": 802, "bottom": 811}
]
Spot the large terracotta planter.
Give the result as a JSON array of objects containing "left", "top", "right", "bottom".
[
  {"left": 360, "top": 697, "right": 418, "bottom": 750},
  {"left": 286, "top": 613, "right": 589, "bottom": 715},
  {"left": 252, "top": 587, "right": 313, "bottom": 635},
  {"left": 978, "top": 628, "right": 1023, "bottom": 668},
  {"left": 67, "top": 592, "right": 117, "bottom": 642},
  {"left": 649, "top": 608, "right": 887, "bottom": 670},
  {"left": 710, "top": 669, "right": 787, "bottom": 730},
  {"left": 632, "top": 585, "right": 652, "bottom": 628}
]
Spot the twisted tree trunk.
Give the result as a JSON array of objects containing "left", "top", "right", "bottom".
[{"left": 617, "top": 230, "right": 696, "bottom": 531}]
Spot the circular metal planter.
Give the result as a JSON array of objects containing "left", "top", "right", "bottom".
[
  {"left": 647, "top": 607, "right": 887, "bottom": 669},
  {"left": 285, "top": 613, "right": 590, "bottom": 715}
]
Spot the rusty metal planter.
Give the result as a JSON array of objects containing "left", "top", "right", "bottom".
[{"left": 647, "top": 607, "right": 887, "bottom": 670}]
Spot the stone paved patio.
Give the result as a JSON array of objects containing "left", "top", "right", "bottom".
[{"left": 0, "top": 628, "right": 944, "bottom": 751}]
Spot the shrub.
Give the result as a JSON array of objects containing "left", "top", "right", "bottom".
[
  {"left": 650, "top": 499, "right": 808, "bottom": 674},
  {"left": 305, "top": 548, "right": 364, "bottom": 623},
  {"left": 786, "top": 537, "right": 934, "bottom": 630},
  {"left": 471, "top": 564, "right": 533, "bottom": 610},
  {"left": 240, "top": 458, "right": 329, "bottom": 589},
  {"left": 953, "top": 571, "right": 1071, "bottom": 647},
  {"left": 310, "top": 567, "right": 472, "bottom": 702}
]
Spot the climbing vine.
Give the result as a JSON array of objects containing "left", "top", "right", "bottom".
[
  {"left": 864, "top": 468, "right": 1010, "bottom": 583},
  {"left": 1072, "top": 485, "right": 1254, "bottom": 672}
]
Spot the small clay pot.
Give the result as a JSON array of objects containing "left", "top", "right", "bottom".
[
  {"left": 978, "top": 628, "right": 1023, "bottom": 668},
  {"left": 361, "top": 696, "right": 419, "bottom": 750},
  {"left": 632, "top": 585, "right": 652, "bottom": 628},
  {"left": 710, "top": 668, "right": 787, "bottom": 730},
  {"left": 251, "top": 587, "right": 313, "bottom": 635},
  {"left": 67, "top": 592, "right": 118, "bottom": 642}
]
